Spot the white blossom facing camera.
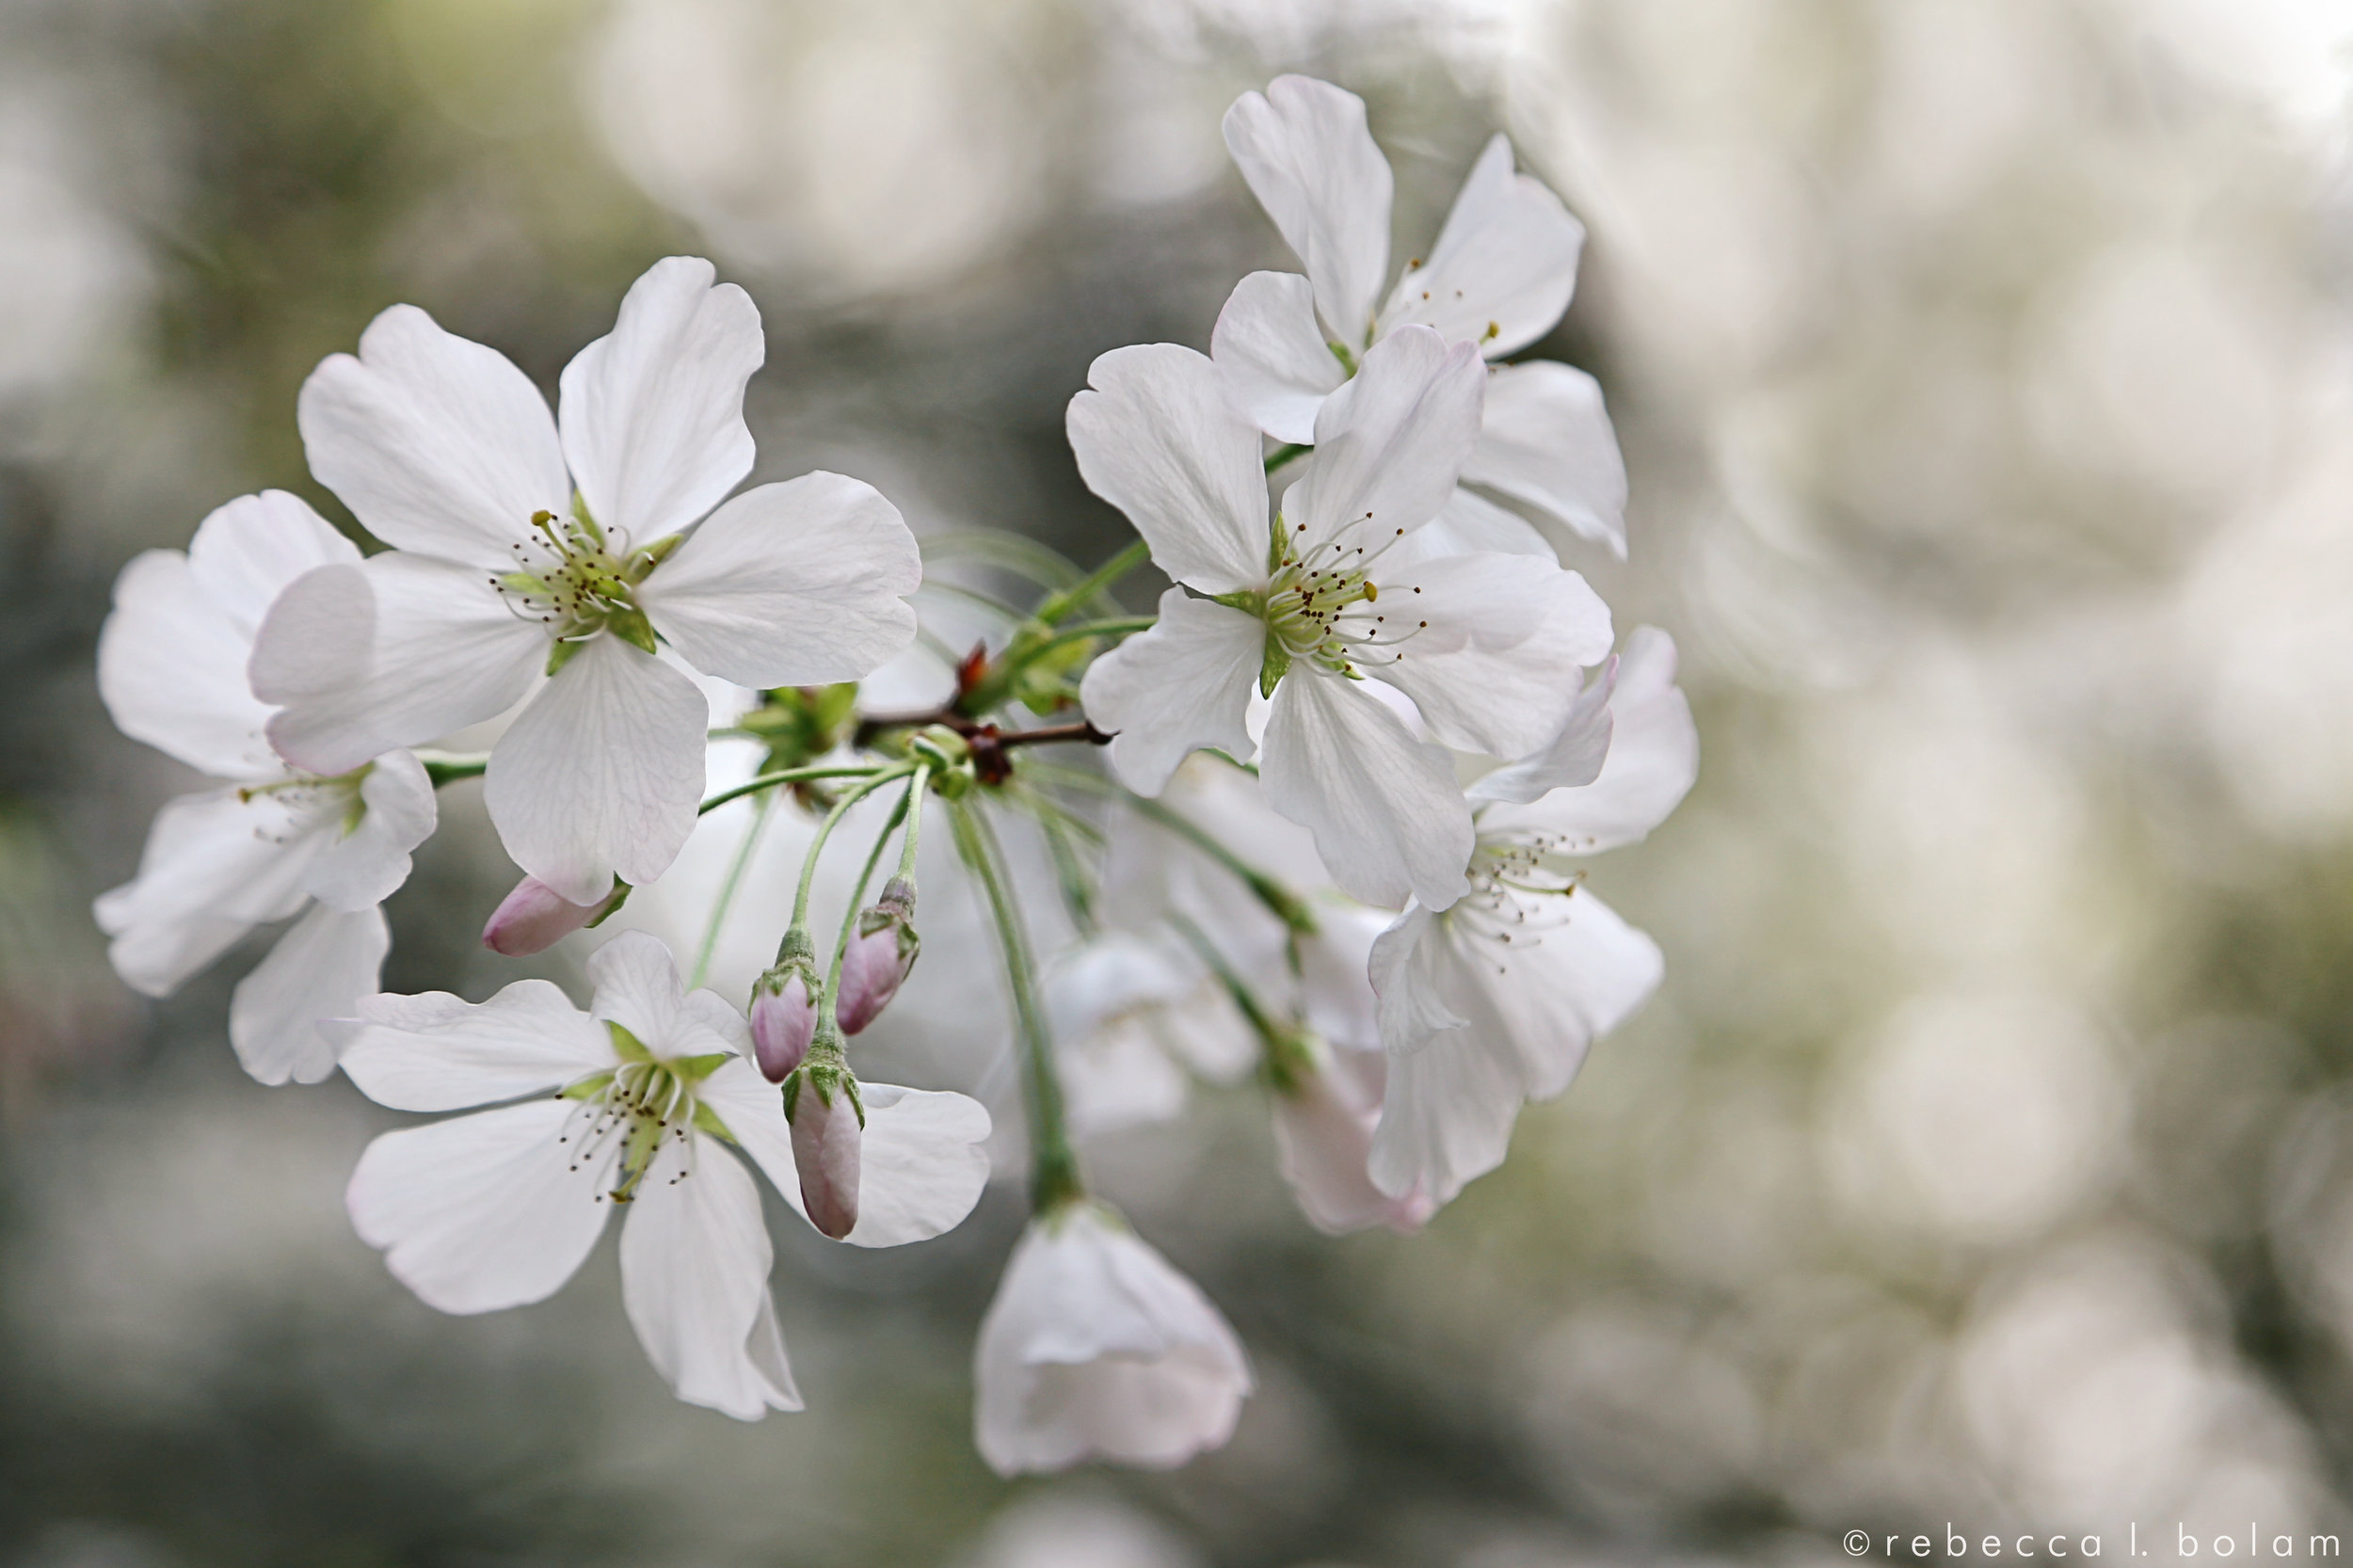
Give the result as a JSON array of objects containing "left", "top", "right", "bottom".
[
  {"left": 1072, "top": 327, "right": 1613, "bottom": 909},
  {"left": 249, "top": 256, "right": 923, "bottom": 904},
  {"left": 973, "top": 1201, "right": 1252, "bottom": 1476},
  {"left": 1368, "top": 628, "right": 1699, "bottom": 1209},
  {"left": 1214, "top": 75, "right": 1627, "bottom": 560},
  {"left": 334, "top": 930, "right": 992, "bottom": 1418},
  {"left": 93, "top": 490, "right": 435, "bottom": 1086}
]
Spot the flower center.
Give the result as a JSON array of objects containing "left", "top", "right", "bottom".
[
  {"left": 1449, "top": 829, "right": 1586, "bottom": 976},
  {"left": 555, "top": 1025, "right": 733, "bottom": 1204},
  {"left": 1244, "top": 517, "right": 1427, "bottom": 691},
  {"left": 235, "top": 764, "right": 370, "bottom": 844},
  {"left": 489, "top": 504, "right": 680, "bottom": 670}
]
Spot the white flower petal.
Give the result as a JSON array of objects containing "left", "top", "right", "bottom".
[
  {"left": 230, "top": 904, "right": 387, "bottom": 1087},
  {"left": 1223, "top": 76, "right": 1392, "bottom": 347},
  {"left": 619, "top": 1138, "right": 801, "bottom": 1418},
  {"left": 1466, "top": 657, "right": 1616, "bottom": 805},
  {"left": 1079, "top": 589, "right": 1262, "bottom": 796},
  {"left": 1460, "top": 361, "right": 1628, "bottom": 560},
  {"left": 98, "top": 552, "right": 277, "bottom": 779},
  {"left": 483, "top": 635, "right": 709, "bottom": 904},
  {"left": 1369, "top": 552, "right": 1613, "bottom": 759},
  {"left": 1479, "top": 627, "right": 1698, "bottom": 852},
  {"left": 558, "top": 256, "right": 762, "bottom": 547},
  {"left": 1284, "top": 326, "right": 1485, "bottom": 550},
  {"left": 303, "top": 749, "right": 437, "bottom": 911},
  {"left": 1401, "top": 487, "right": 1558, "bottom": 563},
  {"left": 1260, "top": 670, "right": 1471, "bottom": 911},
  {"left": 830, "top": 1083, "right": 990, "bottom": 1248},
  {"left": 185, "top": 489, "right": 363, "bottom": 635},
  {"left": 1480, "top": 889, "right": 1662, "bottom": 1100},
  {"left": 93, "top": 787, "right": 317, "bottom": 997},
  {"left": 297, "top": 303, "right": 568, "bottom": 565},
  {"left": 694, "top": 1054, "right": 797, "bottom": 1198},
  {"left": 584, "top": 928, "right": 747, "bottom": 1061},
  {"left": 345, "top": 1099, "right": 613, "bottom": 1315},
  {"left": 253, "top": 555, "right": 545, "bottom": 777},
  {"left": 638, "top": 472, "right": 920, "bottom": 686},
  {"left": 1367, "top": 1022, "right": 1525, "bottom": 1206},
  {"left": 1376, "top": 135, "right": 1585, "bottom": 358},
  {"left": 1273, "top": 1048, "right": 1429, "bottom": 1235},
  {"left": 332, "top": 977, "right": 613, "bottom": 1112},
  {"left": 1367, "top": 904, "right": 1468, "bottom": 1053},
  {"left": 1067, "top": 344, "right": 1271, "bottom": 595},
  {"left": 1209, "top": 271, "right": 1345, "bottom": 444}
]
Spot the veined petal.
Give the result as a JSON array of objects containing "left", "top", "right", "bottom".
[
  {"left": 1467, "top": 656, "right": 1616, "bottom": 805},
  {"left": 1066, "top": 344, "right": 1272, "bottom": 594},
  {"left": 1209, "top": 271, "right": 1345, "bottom": 444},
  {"left": 304, "top": 749, "right": 438, "bottom": 911},
  {"left": 619, "top": 1139, "right": 801, "bottom": 1418},
  {"left": 1460, "top": 361, "right": 1628, "bottom": 560},
  {"left": 346, "top": 1099, "right": 613, "bottom": 1315},
  {"left": 99, "top": 552, "right": 277, "bottom": 779},
  {"left": 1367, "top": 1022, "right": 1525, "bottom": 1206},
  {"left": 1367, "top": 904, "right": 1469, "bottom": 1053},
  {"left": 1079, "top": 590, "right": 1261, "bottom": 796},
  {"left": 558, "top": 256, "right": 762, "bottom": 547},
  {"left": 230, "top": 904, "right": 387, "bottom": 1087},
  {"left": 1475, "top": 888, "right": 1661, "bottom": 1100},
  {"left": 254, "top": 555, "right": 545, "bottom": 777},
  {"left": 1480, "top": 627, "right": 1698, "bottom": 852},
  {"left": 694, "top": 1054, "right": 798, "bottom": 1201},
  {"left": 1377, "top": 134, "right": 1586, "bottom": 358},
  {"left": 1260, "top": 668, "right": 1471, "bottom": 910},
  {"left": 1369, "top": 552, "right": 1613, "bottom": 759},
  {"left": 1223, "top": 76, "right": 1392, "bottom": 347},
  {"left": 186, "top": 489, "right": 363, "bottom": 636},
  {"left": 1403, "top": 488, "right": 1558, "bottom": 562},
  {"left": 1272, "top": 1048, "right": 1430, "bottom": 1235},
  {"left": 297, "top": 303, "right": 568, "bottom": 566},
  {"left": 586, "top": 929, "right": 747, "bottom": 1061},
  {"left": 332, "top": 977, "right": 613, "bottom": 1112},
  {"left": 1284, "top": 327, "right": 1484, "bottom": 551},
  {"left": 483, "top": 636, "right": 709, "bottom": 904},
  {"left": 638, "top": 472, "right": 919, "bottom": 686},
  {"left": 93, "top": 787, "right": 317, "bottom": 997}
]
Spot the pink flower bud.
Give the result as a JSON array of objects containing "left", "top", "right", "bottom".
[
  {"left": 482, "top": 876, "right": 624, "bottom": 956},
  {"left": 750, "top": 972, "right": 817, "bottom": 1082},
  {"left": 836, "top": 878, "right": 920, "bottom": 1035},
  {"left": 788, "top": 1071, "right": 862, "bottom": 1240}
]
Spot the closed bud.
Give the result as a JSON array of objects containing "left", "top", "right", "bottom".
[
  {"left": 785, "top": 1063, "right": 864, "bottom": 1240},
  {"left": 750, "top": 930, "right": 821, "bottom": 1083},
  {"left": 836, "top": 877, "right": 920, "bottom": 1034},
  {"left": 482, "top": 876, "right": 627, "bottom": 956}
]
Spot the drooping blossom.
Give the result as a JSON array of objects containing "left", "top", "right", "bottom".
[
  {"left": 1270, "top": 1039, "right": 1433, "bottom": 1236},
  {"left": 481, "top": 874, "right": 627, "bottom": 956},
  {"left": 93, "top": 489, "right": 435, "bottom": 1085},
  {"left": 1214, "top": 75, "right": 1627, "bottom": 560},
  {"left": 1043, "top": 931, "right": 1257, "bottom": 1138},
  {"left": 1073, "top": 327, "right": 1613, "bottom": 909},
  {"left": 1368, "top": 627, "right": 1698, "bottom": 1208},
  {"left": 333, "top": 931, "right": 990, "bottom": 1418},
  {"left": 973, "top": 1200, "right": 1252, "bottom": 1475},
  {"left": 251, "top": 256, "right": 922, "bottom": 904}
]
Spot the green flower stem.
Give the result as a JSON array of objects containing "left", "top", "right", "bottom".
[
  {"left": 823, "top": 769, "right": 922, "bottom": 1006},
  {"left": 1032, "top": 538, "right": 1151, "bottom": 629},
  {"left": 1263, "top": 442, "right": 1311, "bottom": 473},
  {"left": 690, "top": 790, "right": 775, "bottom": 991},
  {"left": 788, "top": 764, "right": 917, "bottom": 941},
  {"left": 948, "top": 795, "right": 1082, "bottom": 1213},
  {"left": 895, "top": 763, "right": 933, "bottom": 883},
  {"left": 698, "top": 763, "right": 891, "bottom": 817},
  {"left": 1012, "top": 616, "right": 1158, "bottom": 661},
  {"left": 418, "top": 753, "right": 489, "bottom": 787}
]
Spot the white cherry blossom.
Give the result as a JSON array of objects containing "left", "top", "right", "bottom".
[
  {"left": 1368, "top": 628, "right": 1699, "bottom": 1208},
  {"left": 973, "top": 1200, "right": 1251, "bottom": 1475},
  {"left": 1074, "top": 326, "right": 1613, "bottom": 909},
  {"left": 1214, "top": 75, "right": 1627, "bottom": 559},
  {"left": 93, "top": 489, "right": 435, "bottom": 1086},
  {"left": 334, "top": 931, "right": 990, "bottom": 1419},
  {"left": 250, "top": 257, "right": 922, "bottom": 904}
]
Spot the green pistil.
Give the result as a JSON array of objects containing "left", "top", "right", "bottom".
[{"left": 496, "top": 504, "right": 681, "bottom": 672}]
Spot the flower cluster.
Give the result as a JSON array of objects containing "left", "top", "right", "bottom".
[{"left": 92, "top": 76, "right": 1694, "bottom": 1473}]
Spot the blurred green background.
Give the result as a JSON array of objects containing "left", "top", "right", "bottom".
[{"left": 8, "top": 0, "right": 2353, "bottom": 1563}]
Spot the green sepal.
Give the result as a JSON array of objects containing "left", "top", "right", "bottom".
[
  {"left": 1258, "top": 629, "right": 1290, "bottom": 697},
  {"left": 669, "top": 1050, "right": 733, "bottom": 1084},
  {"left": 559, "top": 1069, "right": 616, "bottom": 1101},
  {"left": 569, "top": 489, "right": 604, "bottom": 547},
  {"left": 692, "top": 1101, "right": 737, "bottom": 1144},
  {"left": 502, "top": 570, "right": 549, "bottom": 597},
  {"left": 628, "top": 534, "right": 683, "bottom": 581},
  {"left": 546, "top": 637, "right": 584, "bottom": 678},
  {"left": 1328, "top": 340, "right": 1357, "bottom": 374},
  {"left": 780, "top": 1071, "right": 802, "bottom": 1121},
  {"left": 607, "top": 605, "right": 659, "bottom": 656},
  {"left": 606, "top": 1020, "right": 652, "bottom": 1063},
  {"left": 584, "top": 880, "right": 632, "bottom": 927}
]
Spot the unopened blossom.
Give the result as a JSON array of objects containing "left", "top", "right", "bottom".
[
  {"left": 334, "top": 931, "right": 991, "bottom": 1417},
  {"left": 1368, "top": 628, "right": 1699, "bottom": 1208},
  {"left": 1074, "top": 327, "right": 1613, "bottom": 909},
  {"left": 93, "top": 489, "right": 435, "bottom": 1085},
  {"left": 974, "top": 1200, "right": 1252, "bottom": 1476},
  {"left": 785, "top": 1056, "right": 862, "bottom": 1240},
  {"left": 1215, "top": 75, "right": 1626, "bottom": 559},
  {"left": 749, "top": 971, "right": 818, "bottom": 1081},
  {"left": 835, "top": 876, "right": 918, "bottom": 1034},
  {"left": 482, "top": 875, "right": 627, "bottom": 956},
  {"left": 251, "top": 256, "right": 922, "bottom": 904}
]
